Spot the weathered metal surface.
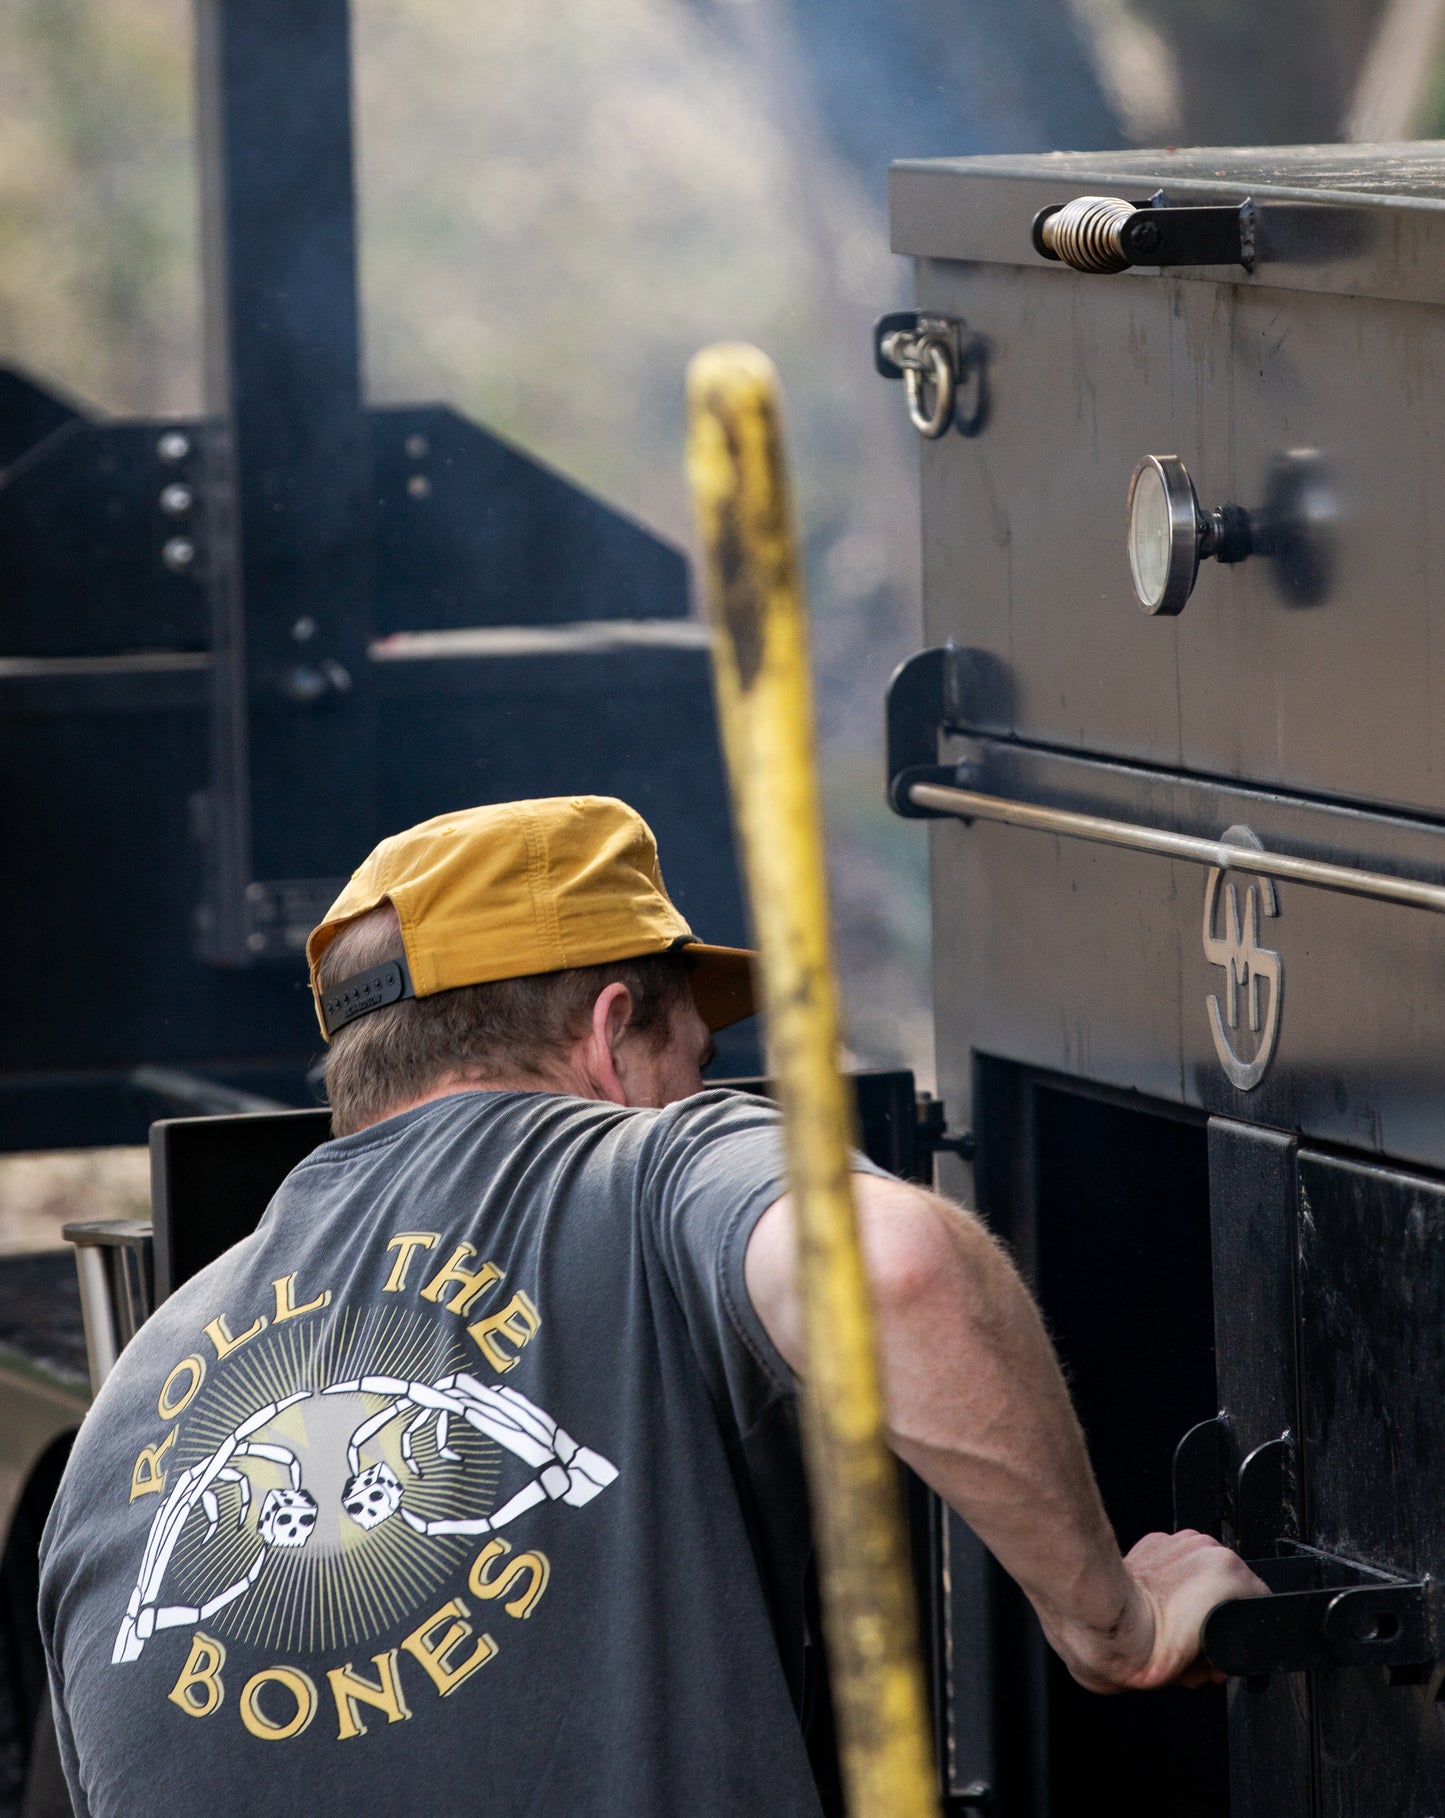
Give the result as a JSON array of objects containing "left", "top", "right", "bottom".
[
  {"left": 891, "top": 145, "right": 1445, "bottom": 305},
  {"left": 893, "top": 143, "right": 1445, "bottom": 1818},
  {"left": 892, "top": 164, "right": 1445, "bottom": 820},
  {"left": 924, "top": 736, "right": 1445, "bottom": 1173}
]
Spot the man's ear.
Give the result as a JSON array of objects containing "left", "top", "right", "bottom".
[{"left": 582, "top": 982, "right": 636, "bottom": 1106}]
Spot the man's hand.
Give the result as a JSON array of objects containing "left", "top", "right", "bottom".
[
  {"left": 746, "top": 1177, "right": 1274, "bottom": 1701},
  {"left": 1049, "top": 1529, "right": 1271, "bottom": 1694}
]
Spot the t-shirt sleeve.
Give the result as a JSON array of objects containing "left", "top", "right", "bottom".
[{"left": 642, "top": 1089, "right": 890, "bottom": 1435}]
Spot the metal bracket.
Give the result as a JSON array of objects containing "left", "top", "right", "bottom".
[
  {"left": 1032, "top": 193, "right": 1257, "bottom": 275},
  {"left": 1169, "top": 1420, "right": 1441, "bottom": 1680},
  {"left": 1236, "top": 1434, "right": 1299, "bottom": 1559},
  {"left": 1206, "top": 1553, "right": 1444, "bottom": 1677},
  {"left": 873, "top": 313, "right": 974, "bottom": 439},
  {"left": 915, "top": 1096, "right": 976, "bottom": 1164},
  {"left": 1173, "top": 1418, "right": 1300, "bottom": 1553},
  {"left": 885, "top": 644, "right": 975, "bottom": 816},
  {"left": 1172, "top": 1413, "right": 1237, "bottom": 1542}
]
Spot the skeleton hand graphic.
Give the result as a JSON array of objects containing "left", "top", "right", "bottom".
[
  {"left": 113, "top": 1390, "right": 313, "bottom": 1664},
  {"left": 325, "top": 1372, "right": 618, "bottom": 1536}
]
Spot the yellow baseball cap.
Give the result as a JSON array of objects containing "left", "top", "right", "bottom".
[{"left": 306, "top": 795, "right": 756, "bottom": 1041}]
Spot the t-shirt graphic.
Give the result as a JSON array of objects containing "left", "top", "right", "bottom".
[{"left": 112, "top": 1305, "right": 617, "bottom": 1668}]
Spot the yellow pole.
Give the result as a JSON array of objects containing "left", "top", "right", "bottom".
[{"left": 686, "top": 342, "right": 940, "bottom": 1818}]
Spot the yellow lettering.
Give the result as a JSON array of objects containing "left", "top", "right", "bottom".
[
  {"left": 239, "top": 1667, "right": 318, "bottom": 1740},
  {"left": 468, "top": 1538, "right": 550, "bottom": 1619},
  {"left": 400, "top": 1596, "right": 497, "bottom": 1696},
  {"left": 327, "top": 1650, "right": 412, "bottom": 1740},
  {"left": 383, "top": 1231, "right": 439, "bottom": 1292},
  {"left": 467, "top": 1290, "right": 541, "bottom": 1374},
  {"left": 420, "top": 1244, "right": 503, "bottom": 1318},
  {"left": 203, "top": 1313, "right": 268, "bottom": 1361},
  {"left": 130, "top": 1428, "right": 178, "bottom": 1501},
  {"left": 167, "top": 1631, "right": 225, "bottom": 1718},
  {"left": 271, "top": 1274, "right": 332, "bottom": 1323},
  {"left": 158, "top": 1354, "right": 206, "bottom": 1420}
]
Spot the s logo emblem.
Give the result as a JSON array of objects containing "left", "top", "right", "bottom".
[{"left": 1202, "top": 824, "right": 1283, "bottom": 1091}]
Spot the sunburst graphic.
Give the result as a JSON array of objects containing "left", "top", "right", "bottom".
[{"left": 168, "top": 1306, "right": 504, "bottom": 1654}]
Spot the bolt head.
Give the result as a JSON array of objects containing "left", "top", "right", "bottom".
[
  {"left": 162, "top": 537, "right": 196, "bottom": 572},
  {"left": 160, "top": 482, "right": 193, "bottom": 515},
  {"left": 157, "top": 431, "right": 191, "bottom": 463}
]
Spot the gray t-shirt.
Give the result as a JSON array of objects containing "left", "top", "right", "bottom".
[{"left": 40, "top": 1087, "right": 881, "bottom": 1816}]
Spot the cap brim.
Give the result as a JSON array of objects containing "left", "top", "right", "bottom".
[{"left": 680, "top": 944, "right": 757, "bottom": 1032}]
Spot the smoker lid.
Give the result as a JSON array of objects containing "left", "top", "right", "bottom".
[{"left": 889, "top": 142, "right": 1445, "bottom": 305}]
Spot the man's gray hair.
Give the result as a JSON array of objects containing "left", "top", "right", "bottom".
[{"left": 318, "top": 902, "right": 689, "bottom": 1136}]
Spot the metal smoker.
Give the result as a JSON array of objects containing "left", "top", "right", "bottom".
[{"left": 879, "top": 145, "right": 1445, "bottom": 1817}]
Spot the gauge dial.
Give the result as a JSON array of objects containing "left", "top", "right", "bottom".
[{"left": 1127, "top": 454, "right": 1202, "bottom": 615}]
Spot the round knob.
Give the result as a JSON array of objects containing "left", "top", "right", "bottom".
[{"left": 1126, "top": 455, "right": 1252, "bottom": 615}]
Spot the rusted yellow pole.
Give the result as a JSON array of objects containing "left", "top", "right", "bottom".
[{"left": 686, "top": 342, "right": 939, "bottom": 1818}]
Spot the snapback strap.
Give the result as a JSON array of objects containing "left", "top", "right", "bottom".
[{"left": 321, "top": 956, "right": 415, "bottom": 1036}]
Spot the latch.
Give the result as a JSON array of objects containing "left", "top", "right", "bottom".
[
  {"left": 873, "top": 312, "right": 965, "bottom": 439},
  {"left": 1032, "top": 192, "right": 1256, "bottom": 275},
  {"left": 1207, "top": 1557, "right": 1444, "bottom": 1680},
  {"left": 1172, "top": 1416, "right": 1444, "bottom": 1680}
]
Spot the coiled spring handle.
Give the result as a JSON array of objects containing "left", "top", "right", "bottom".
[
  {"left": 1031, "top": 193, "right": 1255, "bottom": 274},
  {"left": 1035, "top": 195, "right": 1136, "bottom": 273}
]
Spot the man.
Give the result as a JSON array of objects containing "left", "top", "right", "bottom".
[{"left": 40, "top": 795, "right": 1263, "bottom": 1817}]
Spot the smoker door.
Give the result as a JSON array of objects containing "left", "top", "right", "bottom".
[
  {"left": 1209, "top": 1122, "right": 1445, "bottom": 1816},
  {"left": 967, "top": 1061, "right": 1225, "bottom": 1817},
  {"left": 1295, "top": 1148, "right": 1445, "bottom": 1815}
]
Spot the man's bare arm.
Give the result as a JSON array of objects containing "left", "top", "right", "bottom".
[{"left": 744, "top": 1174, "right": 1266, "bottom": 1692}]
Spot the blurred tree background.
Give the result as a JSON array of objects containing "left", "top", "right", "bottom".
[{"left": 2, "top": 0, "right": 1439, "bottom": 1085}]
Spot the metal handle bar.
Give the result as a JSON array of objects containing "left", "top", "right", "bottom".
[{"left": 908, "top": 780, "right": 1445, "bottom": 914}]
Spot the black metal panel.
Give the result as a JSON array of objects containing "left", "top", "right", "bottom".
[
  {"left": 371, "top": 405, "right": 687, "bottom": 633},
  {"left": 0, "top": 642, "right": 749, "bottom": 1151},
  {"left": 194, "top": 0, "right": 375, "bottom": 960},
  {"left": 1206, "top": 1121, "right": 1311, "bottom": 1818},
  {"left": 0, "top": 368, "right": 79, "bottom": 471},
  {"left": 1294, "top": 1151, "right": 1445, "bottom": 1813},
  {"left": 151, "top": 1108, "right": 331, "bottom": 1300},
  {"left": 0, "top": 412, "right": 208, "bottom": 659},
  {"left": 0, "top": 388, "right": 688, "bottom": 661}
]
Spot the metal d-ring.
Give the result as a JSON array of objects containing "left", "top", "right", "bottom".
[{"left": 903, "top": 339, "right": 954, "bottom": 439}]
